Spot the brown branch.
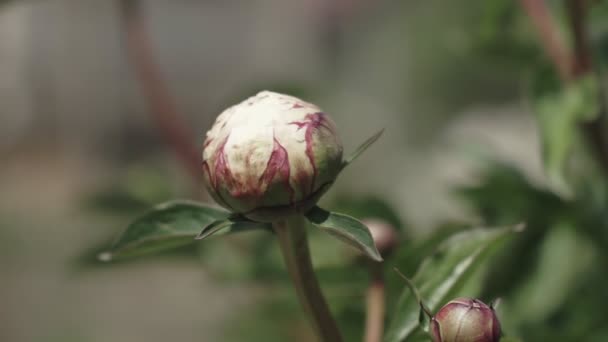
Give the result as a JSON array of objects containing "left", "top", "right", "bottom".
[
  {"left": 118, "top": 0, "right": 201, "bottom": 181},
  {"left": 518, "top": 0, "right": 574, "bottom": 81}
]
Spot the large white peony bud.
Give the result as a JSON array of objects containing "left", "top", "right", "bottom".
[{"left": 202, "top": 91, "right": 343, "bottom": 222}]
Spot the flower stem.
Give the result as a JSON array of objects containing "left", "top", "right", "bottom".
[
  {"left": 273, "top": 216, "right": 343, "bottom": 342},
  {"left": 518, "top": 0, "right": 573, "bottom": 81},
  {"left": 364, "top": 269, "right": 385, "bottom": 342}
]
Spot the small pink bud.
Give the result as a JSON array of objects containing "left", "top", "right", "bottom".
[
  {"left": 430, "top": 298, "right": 501, "bottom": 342},
  {"left": 202, "top": 91, "right": 343, "bottom": 222}
]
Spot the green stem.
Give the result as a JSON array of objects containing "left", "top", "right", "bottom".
[{"left": 273, "top": 215, "right": 343, "bottom": 342}]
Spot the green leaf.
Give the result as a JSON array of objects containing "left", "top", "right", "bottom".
[
  {"left": 505, "top": 222, "right": 595, "bottom": 325},
  {"left": 341, "top": 129, "right": 384, "bottom": 170},
  {"left": 195, "top": 218, "right": 271, "bottom": 241},
  {"left": 533, "top": 74, "right": 600, "bottom": 194},
  {"left": 305, "top": 206, "right": 383, "bottom": 262},
  {"left": 454, "top": 160, "right": 563, "bottom": 225},
  {"left": 99, "top": 200, "right": 248, "bottom": 261},
  {"left": 453, "top": 161, "right": 564, "bottom": 300},
  {"left": 384, "top": 225, "right": 521, "bottom": 342},
  {"left": 391, "top": 223, "right": 468, "bottom": 276}
]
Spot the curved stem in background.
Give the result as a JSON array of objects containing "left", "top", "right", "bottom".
[
  {"left": 118, "top": 0, "right": 202, "bottom": 181},
  {"left": 518, "top": 0, "right": 573, "bottom": 82},
  {"left": 364, "top": 268, "right": 385, "bottom": 342},
  {"left": 273, "top": 216, "right": 343, "bottom": 342}
]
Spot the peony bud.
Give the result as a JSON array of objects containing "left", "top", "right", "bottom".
[
  {"left": 430, "top": 298, "right": 501, "bottom": 342},
  {"left": 202, "top": 91, "right": 343, "bottom": 222}
]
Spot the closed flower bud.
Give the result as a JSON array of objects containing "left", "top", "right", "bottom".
[
  {"left": 202, "top": 91, "right": 343, "bottom": 222},
  {"left": 430, "top": 298, "right": 501, "bottom": 342}
]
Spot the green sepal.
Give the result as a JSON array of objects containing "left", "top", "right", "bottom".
[
  {"left": 196, "top": 216, "right": 271, "bottom": 241},
  {"left": 394, "top": 267, "right": 433, "bottom": 331},
  {"left": 341, "top": 129, "right": 384, "bottom": 171}
]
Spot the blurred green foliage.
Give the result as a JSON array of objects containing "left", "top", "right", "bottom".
[
  {"left": 84, "top": 165, "right": 176, "bottom": 214},
  {"left": 78, "top": 0, "right": 608, "bottom": 341}
]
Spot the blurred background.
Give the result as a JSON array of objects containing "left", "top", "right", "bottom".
[{"left": 1, "top": 0, "right": 607, "bottom": 341}]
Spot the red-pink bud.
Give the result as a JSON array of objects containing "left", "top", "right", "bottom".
[
  {"left": 202, "top": 91, "right": 343, "bottom": 222},
  {"left": 430, "top": 298, "right": 501, "bottom": 342}
]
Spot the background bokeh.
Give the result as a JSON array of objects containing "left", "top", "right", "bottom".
[{"left": 1, "top": 1, "right": 606, "bottom": 341}]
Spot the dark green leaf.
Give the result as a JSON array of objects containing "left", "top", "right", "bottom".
[
  {"left": 99, "top": 200, "right": 229, "bottom": 261},
  {"left": 341, "top": 129, "right": 384, "bottom": 170},
  {"left": 454, "top": 161, "right": 563, "bottom": 225},
  {"left": 305, "top": 206, "right": 383, "bottom": 262},
  {"left": 384, "top": 225, "right": 521, "bottom": 342}
]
